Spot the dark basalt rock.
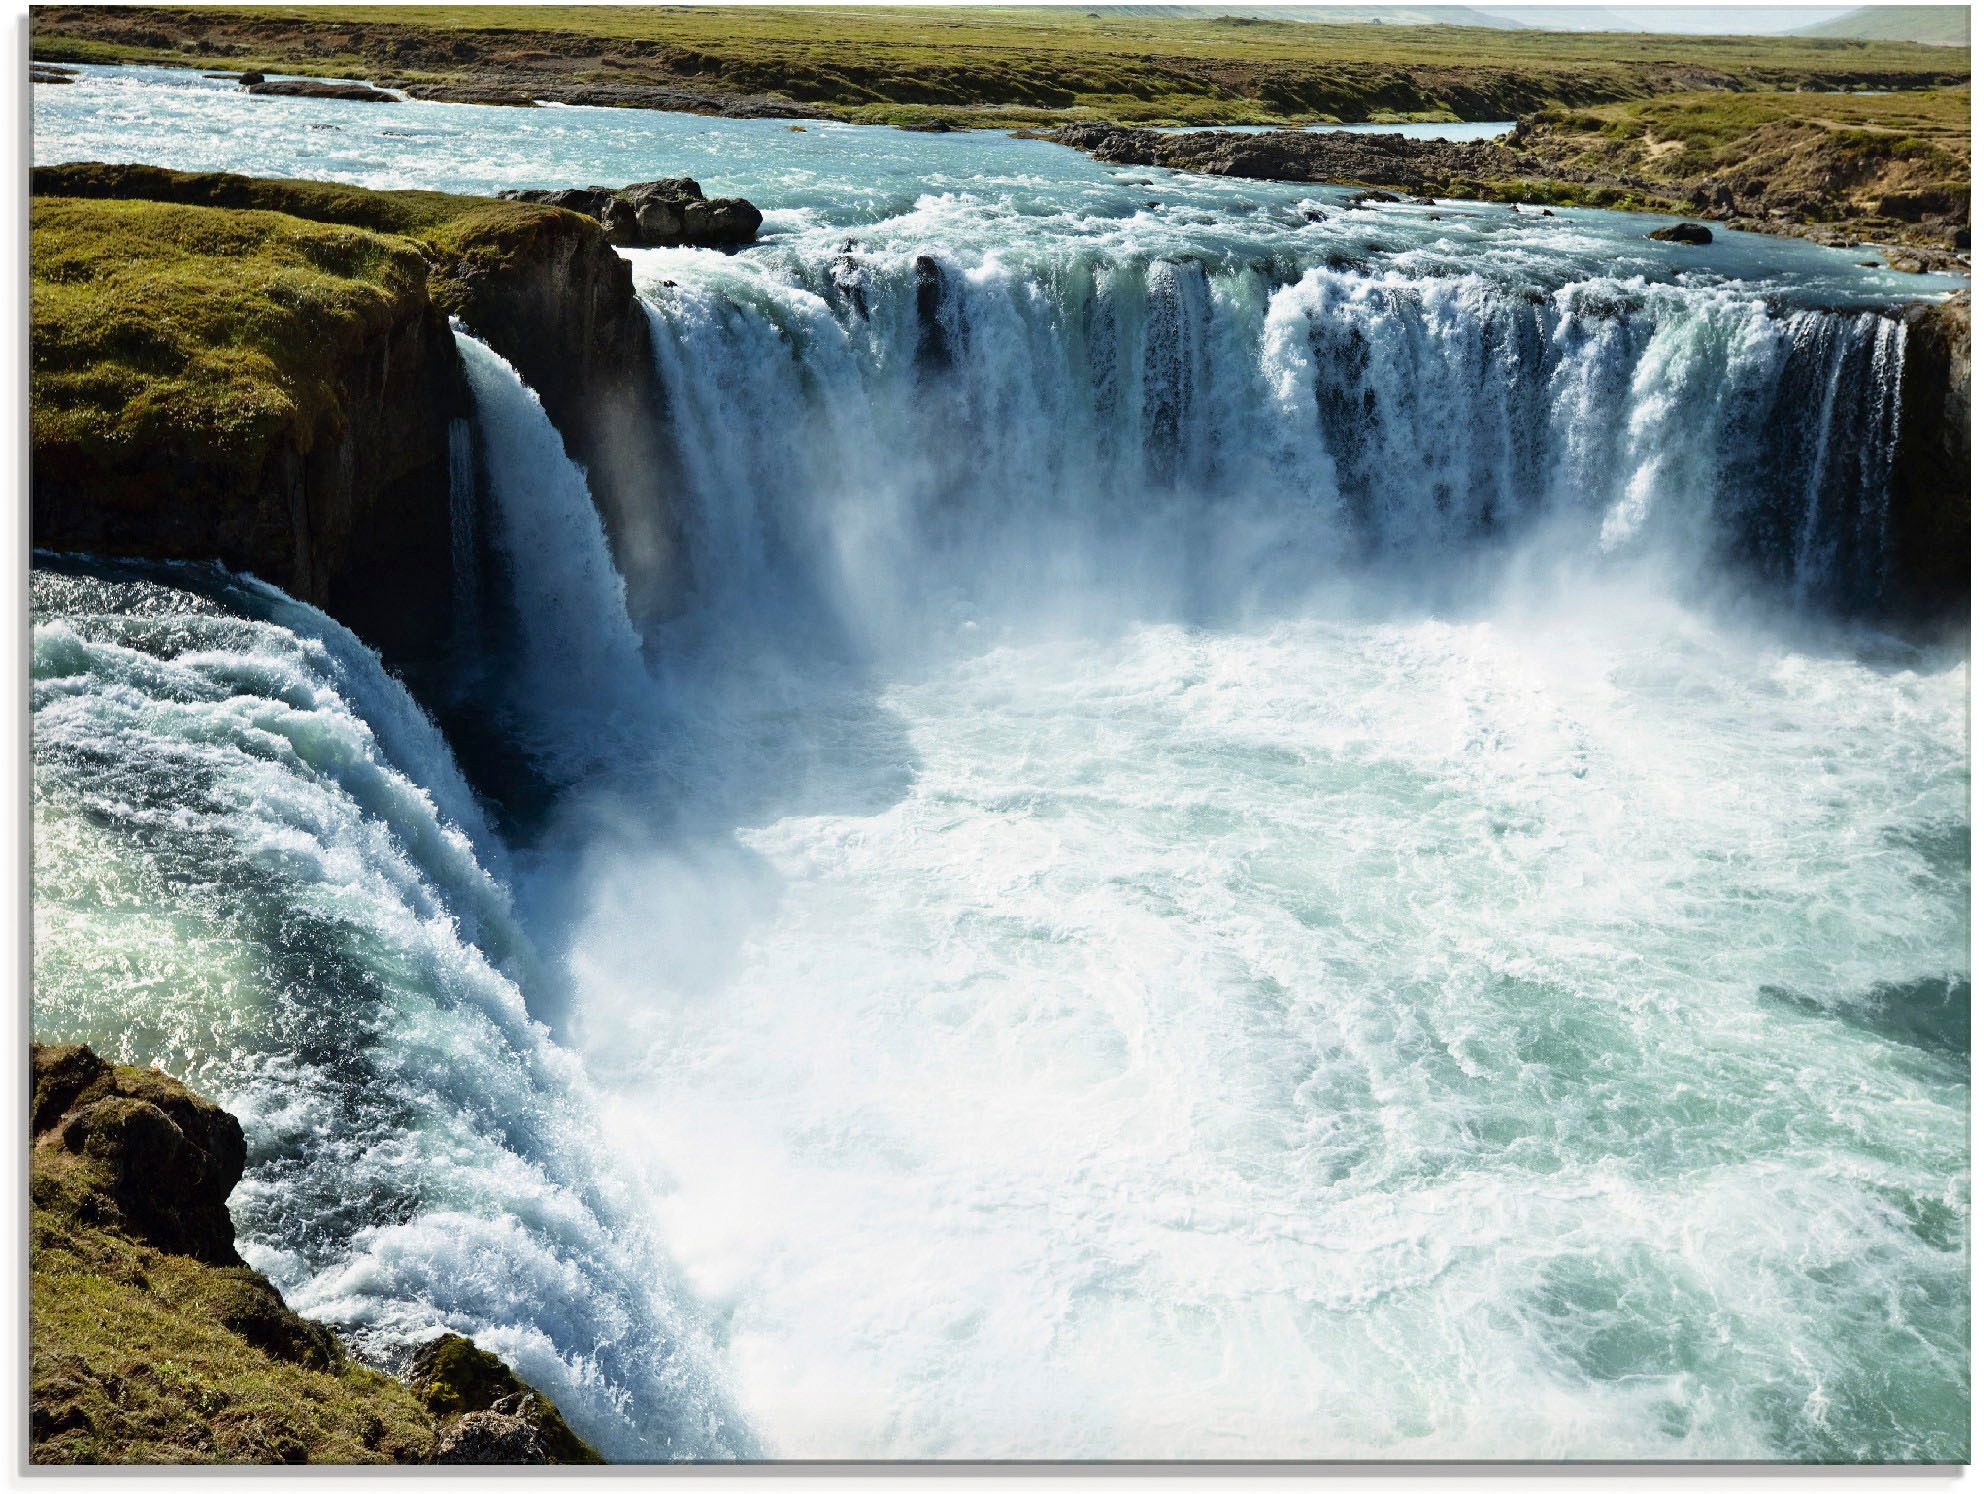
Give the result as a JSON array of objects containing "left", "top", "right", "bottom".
[
  {"left": 498, "top": 177, "right": 762, "bottom": 248},
  {"left": 31, "top": 1044, "right": 246, "bottom": 1266},
  {"left": 1889, "top": 292, "right": 1970, "bottom": 631},
  {"left": 247, "top": 79, "right": 398, "bottom": 103},
  {"left": 1647, "top": 221, "right": 1713, "bottom": 244},
  {"left": 238, "top": 70, "right": 265, "bottom": 85}
]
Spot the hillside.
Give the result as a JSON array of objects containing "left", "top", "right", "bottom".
[{"left": 1798, "top": 5, "right": 1970, "bottom": 46}]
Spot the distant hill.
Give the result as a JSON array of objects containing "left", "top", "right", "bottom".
[
  {"left": 1079, "top": 6, "right": 1526, "bottom": 24},
  {"left": 1796, "top": 5, "right": 1970, "bottom": 45}
]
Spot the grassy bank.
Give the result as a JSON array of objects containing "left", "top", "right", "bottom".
[
  {"left": 30, "top": 165, "right": 577, "bottom": 481},
  {"left": 1518, "top": 87, "right": 1970, "bottom": 247},
  {"left": 31, "top": 4, "right": 1971, "bottom": 128}
]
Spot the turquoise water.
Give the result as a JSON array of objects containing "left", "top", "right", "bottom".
[{"left": 29, "top": 65, "right": 1970, "bottom": 1461}]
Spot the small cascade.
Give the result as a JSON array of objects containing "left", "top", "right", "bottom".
[{"left": 452, "top": 326, "right": 651, "bottom": 777}]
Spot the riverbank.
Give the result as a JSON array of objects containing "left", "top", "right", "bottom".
[
  {"left": 1046, "top": 85, "right": 1971, "bottom": 255},
  {"left": 30, "top": 5, "right": 1970, "bottom": 129}
]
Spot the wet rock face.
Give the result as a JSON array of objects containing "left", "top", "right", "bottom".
[
  {"left": 1889, "top": 292, "right": 1970, "bottom": 631},
  {"left": 498, "top": 177, "right": 763, "bottom": 248},
  {"left": 31, "top": 1044, "right": 247, "bottom": 1266}
]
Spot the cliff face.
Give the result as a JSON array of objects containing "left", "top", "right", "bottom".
[
  {"left": 1891, "top": 292, "right": 1971, "bottom": 630},
  {"left": 29, "top": 1044, "right": 600, "bottom": 1465},
  {"left": 429, "top": 206, "right": 682, "bottom": 626},
  {"left": 31, "top": 164, "right": 685, "bottom": 652},
  {"left": 30, "top": 183, "right": 469, "bottom": 668}
]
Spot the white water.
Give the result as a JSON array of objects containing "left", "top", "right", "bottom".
[
  {"left": 497, "top": 248, "right": 1963, "bottom": 1461},
  {"left": 29, "top": 63, "right": 1970, "bottom": 1463},
  {"left": 30, "top": 566, "right": 754, "bottom": 1461}
]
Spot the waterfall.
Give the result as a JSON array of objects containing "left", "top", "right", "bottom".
[
  {"left": 447, "top": 416, "right": 481, "bottom": 657},
  {"left": 633, "top": 252, "right": 1915, "bottom": 639},
  {"left": 29, "top": 561, "right": 758, "bottom": 1462},
  {"left": 452, "top": 326, "right": 652, "bottom": 778}
]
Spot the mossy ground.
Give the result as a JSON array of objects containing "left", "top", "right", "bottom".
[
  {"left": 28, "top": 1052, "right": 436, "bottom": 1464},
  {"left": 30, "top": 167, "right": 577, "bottom": 482},
  {"left": 31, "top": 1209, "right": 436, "bottom": 1463},
  {"left": 29, "top": 1047, "right": 603, "bottom": 1465}
]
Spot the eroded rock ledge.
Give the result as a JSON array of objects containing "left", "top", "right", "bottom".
[
  {"left": 29, "top": 1043, "right": 601, "bottom": 1465},
  {"left": 30, "top": 162, "right": 681, "bottom": 660}
]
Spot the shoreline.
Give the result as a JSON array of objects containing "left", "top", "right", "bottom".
[{"left": 34, "top": 55, "right": 1970, "bottom": 263}]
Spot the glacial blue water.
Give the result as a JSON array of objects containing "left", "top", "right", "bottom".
[{"left": 30, "top": 63, "right": 1969, "bottom": 1461}]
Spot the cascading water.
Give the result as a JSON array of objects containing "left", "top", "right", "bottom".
[
  {"left": 452, "top": 326, "right": 653, "bottom": 780},
  {"left": 635, "top": 248, "right": 1918, "bottom": 637},
  {"left": 30, "top": 562, "right": 756, "bottom": 1462},
  {"left": 28, "top": 65, "right": 1969, "bottom": 1465}
]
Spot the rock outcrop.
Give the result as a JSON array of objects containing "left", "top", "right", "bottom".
[
  {"left": 30, "top": 162, "right": 685, "bottom": 654},
  {"left": 30, "top": 167, "right": 471, "bottom": 670},
  {"left": 1647, "top": 221, "right": 1713, "bottom": 244},
  {"left": 499, "top": 178, "right": 763, "bottom": 248},
  {"left": 1048, "top": 122, "right": 1533, "bottom": 198},
  {"left": 407, "top": 1334, "right": 602, "bottom": 1464},
  {"left": 29, "top": 1044, "right": 600, "bottom": 1465},
  {"left": 32, "top": 1044, "right": 248, "bottom": 1267}
]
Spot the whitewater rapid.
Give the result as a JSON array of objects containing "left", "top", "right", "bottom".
[
  {"left": 30, "top": 62, "right": 1971, "bottom": 1463},
  {"left": 29, "top": 562, "right": 755, "bottom": 1462}
]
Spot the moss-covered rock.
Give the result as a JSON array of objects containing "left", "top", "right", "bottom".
[
  {"left": 28, "top": 1044, "right": 600, "bottom": 1465},
  {"left": 408, "top": 1333, "right": 603, "bottom": 1464}
]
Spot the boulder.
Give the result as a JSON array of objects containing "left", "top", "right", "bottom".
[
  {"left": 406, "top": 1333, "right": 600, "bottom": 1464},
  {"left": 1647, "top": 221, "right": 1713, "bottom": 244},
  {"left": 431, "top": 1411, "right": 548, "bottom": 1465},
  {"left": 498, "top": 177, "right": 762, "bottom": 248},
  {"left": 246, "top": 79, "right": 397, "bottom": 103}
]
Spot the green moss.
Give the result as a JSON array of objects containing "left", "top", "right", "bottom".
[
  {"left": 30, "top": 166, "right": 579, "bottom": 485},
  {"left": 31, "top": 1213, "right": 435, "bottom": 1464},
  {"left": 31, "top": 195, "right": 426, "bottom": 484},
  {"left": 409, "top": 1335, "right": 602, "bottom": 1464}
]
